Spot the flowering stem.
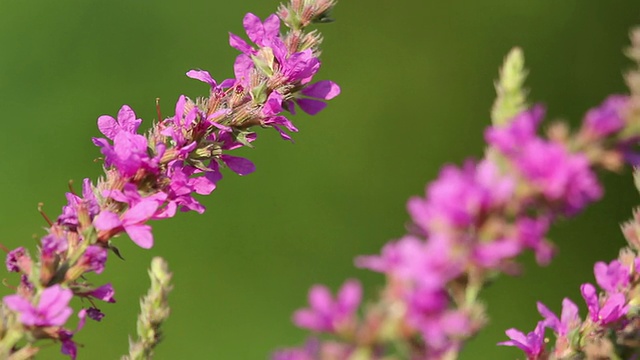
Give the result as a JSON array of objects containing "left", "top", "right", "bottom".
[{"left": 0, "top": 0, "right": 340, "bottom": 358}]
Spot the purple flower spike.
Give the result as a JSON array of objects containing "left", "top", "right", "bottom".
[
  {"left": 498, "top": 320, "right": 546, "bottom": 359},
  {"left": 3, "top": 284, "right": 73, "bottom": 327},
  {"left": 293, "top": 279, "right": 362, "bottom": 333}
]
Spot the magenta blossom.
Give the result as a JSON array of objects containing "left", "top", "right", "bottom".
[
  {"left": 498, "top": 320, "right": 547, "bottom": 359},
  {"left": 4, "top": 284, "right": 73, "bottom": 327},
  {"left": 582, "top": 95, "right": 628, "bottom": 138},
  {"left": 580, "top": 283, "right": 628, "bottom": 326},
  {"left": 92, "top": 106, "right": 162, "bottom": 178},
  {"left": 537, "top": 298, "right": 581, "bottom": 337},
  {"left": 41, "top": 233, "right": 68, "bottom": 258},
  {"left": 594, "top": 260, "right": 630, "bottom": 293},
  {"left": 57, "top": 178, "right": 100, "bottom": 228},
  {"left": 229, "top": 13, "right": 281, "bottom": 56},
  {"left": 407, "top": 159, "right": 514, "bottom": 234},
  {"left": 93, "top": 198, "right": 162, "bottom": 249},
  {"left": 293, "top": 279, "right": 362, "bottom": 333},
  {"left": 486, "top": 106, "right": 602, "bottom": 215},
  {"left": 407, "top": 288, "right": 471, "bottom": 354},
  {"left": 102, "top": 183, "right": 170, "bottom": 220},
  {"left": 356, "top": 234, "right": 464, "bottom": 291},
  {"left": 79, "top": 245, "right": 107, "bottom": 274}
]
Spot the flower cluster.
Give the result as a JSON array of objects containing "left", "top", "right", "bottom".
[
  {"left": 275, "top": 44, "right": 640, "bottom": 358},
  {"left": 0, "top": 0, "right": 339, "bottom": 358},
  {"left": 499, "top": 218, "right": 640, "bottom": 359},
  {"left": 499, "top": 28, "right": 640, "bottom": 360}
]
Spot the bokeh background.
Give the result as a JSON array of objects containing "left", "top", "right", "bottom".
[{"left": 1, "top": 1, "right": 639, "bottom": 359}]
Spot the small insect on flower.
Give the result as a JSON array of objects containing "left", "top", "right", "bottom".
[{"left": 313, "top": 10, "right": 334, "bottom": 24}]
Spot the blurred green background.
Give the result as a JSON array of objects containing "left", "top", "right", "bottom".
[{"left": 0, "top": 1, "right": 639, "bottom": 359}]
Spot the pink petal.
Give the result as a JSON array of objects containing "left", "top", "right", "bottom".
[
  {"left": 229, "top": 33, "right": 253, "bottom": 54},
  {"left": 234, "top": 54, "right": 254, "bottom": 82},
  {"left": 117, "top": 105, "right": 141, "bottom": 133},
  {"left": 123, "top": 200, "right": 160, "bottom": 225},
  {"left": 76, "top": 309, "right": 87, "bottom": 332},
  {"left": 186, "top": 70, "right": 216, "bottom": 87},
  {"left": 308, "top": 285, "right": 333, "bottom": 314},
  {"left": 301, "top": 80, "right": 341, "bottom": 100},
  {"left": 272, "top": 125, "right": 293, "bottom": 141},
  {"left": 125, "top": 224, "right": 154, "bottom": 249},
  {"left": 219, "top": 78, "right": 235, "bottom": 88},
  {"left": 293, "top": 309, "right": 328, "bottom": 331},
  {"left": 262, "top": 14, "right": 280, "bottom": 40},
  {"left": 97, "top": 115, "right": 118, "bottom": 139},
  {"left": 191, "top": 176, "right": 216, "bottom": 195},
  {"left": 39, "top": 285, "right": 72, "bottom": 312},
  {"left": 90, "top": 283, "right": 116, "bottom": 303},
  {"left": 296, "top": 98, "right": 327, "bottom": 115},
  {"left": 262, "top": 91, "right": 284, "bottom": 116},
  {"left": 93, "top": 211, "right": 122, "bottom": 231},
  {"left": 221, "top": 155, "right": 256, "bottom": 176},
  {"left": 243, "top": 13, "right": 264, "bottom": 44},
  {"left": 337, "top": 280, "right": 362, "bottom": 312},
  {"left": 48, "top": 308, "right": 73, "bottom": 327},
  {"left": 3, "top": 294, "right": 32, "bottom": 313}
]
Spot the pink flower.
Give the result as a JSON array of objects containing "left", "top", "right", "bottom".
[
  {"left": 486, "top": 106, "right": 602, "bottom": 215},
  {"left": 580, "top": 283, "right": 628, "bottom": 326},
  {"left": 293, "top": 279, "right": 361, "bottom": 333},
  {"left": 594, "top": 260, "right": 630, "bottom": 293},
  {"left": 537, "top": 298, "right": 581, "bottom": 337},
  {"left": 4, "top": 285, "right": 73, "bottom": 327},
  {"left": 582, "top": 95, "right": 628, "bottom": 138},
  {"left": 498, "top": 320, "right": 547, "bottom": 359},
  {"left": 93, "top": 198, "right": 161, "bottom": 249}
]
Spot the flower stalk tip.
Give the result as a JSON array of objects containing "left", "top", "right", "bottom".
[
  {"left": 121, "top": 257, "right": 173, "bottom": 360},
  {"left": 491, "top": 47, "right": 529, "bottom": 127}
]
